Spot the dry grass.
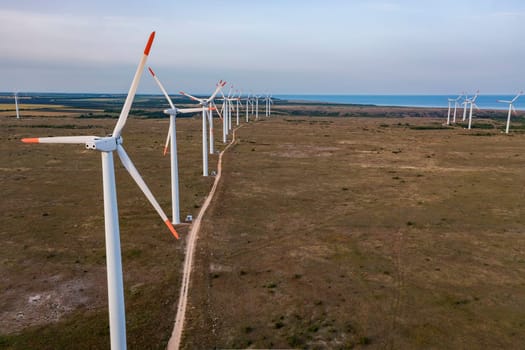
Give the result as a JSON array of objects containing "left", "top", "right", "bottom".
[
  {"left": 183, "top": 116, "right": 525, "bottom": 349},
  {"left": 0, "top": 114, "right": 223, "bottom": 348},
  {"left": 0, "top": 104, "right": 69, "bottom": 110},
  {"left": 2, "top": 106, "right": 525, "bottom": 349}
]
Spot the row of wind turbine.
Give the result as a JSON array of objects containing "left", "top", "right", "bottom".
[{"left": 445, "top": 91, "right": 523, "bottom": 132}]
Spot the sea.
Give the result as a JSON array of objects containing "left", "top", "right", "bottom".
[{"left": 274, "top": 94, "right": 524, "bottom": 111}]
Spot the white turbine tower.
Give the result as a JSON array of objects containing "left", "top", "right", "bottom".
[
  {"left": 21, "top": 32, "right": 179, "bottom": 350},
  {"left": 446, "top": 93, "right": 463, "bottom": 125},
  {"left": 264, "top": 92, "right": 273, "bottom": 117},
  {"left": 446, "top": 98, "right": 453, "bottom": 125},
  {"left": 498, "top": 91, "right": 523, "bottom": 134},
  {"left": 255, "top": 95, "right": 260, "bottom": 120},
  {"left": 148, "top": 67, "right": 210, "bottom": 224},
  {"left": 14, "top": 92, "right": 20, "bottom": 119},
  {"left": 245, "top": 93, "right": 251, "bottom": 122},
  {"left": 452, "top": 93, "right": 462, "bottom": 124},
  {"left": 219, "top": 95, "right": 228, "bottom": 143},
  {"left": 268, "top": 93, "right": 273, "bottom": 117},
  {"left": 467, "top": 90, "right": 480, "bottom": 130},
  {"left": 235, "top": 90, "right": 243, "bottom": 126},
  {"left": 226, "top": 85, "right": 234, "bottom": 132},
  {"left": 180, "top": 81, "right": 226, "bottom": 176},
  {"left": 462, "top": 93, "right": 470, "bottom": 122},
  {"left": 219, "top": 85, "right": 236, "bottom": 140}
]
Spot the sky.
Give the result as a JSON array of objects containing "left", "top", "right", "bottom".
[{"left": 1, "top": 0, "right": 524, "bottom": 94}]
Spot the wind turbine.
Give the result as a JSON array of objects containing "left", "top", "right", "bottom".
[
  {"left": 452, "top": 93, "right": 462, "bottom": 124},
  {"left": 267, "top": 93, "right": 273, "bottom": 117},
  {"left": 244, "top": 93, "right": 251, "bottom": 122},
  {"left": 255, "top": 95, "right": 260, "bottom": 120},
  {"left": 225, "top": 85, "right": 234, "bottom": 132},
  {"left": 219, "top": 94, "right": 228, "bottom": 143},
  {"left": 148, "top": 67, "right": 211, "bottom": 224},
  {"left": 180, "top": 81, "right": 225, "bottom": 176},
  {"left": 221, "top": 87, "right": 231, "bottom": 143},
  {"left": 462, "top": 93, "right": 470, "bottom": 122},
  {"left": 446, "top": 98, "right": 453, "bottom": 125},
  {"left": 235, "top": 90, "right": 243, "bottom": 126},
  {"left": 467, "top": 90, "right": 480, "bottom": 130},
  {"left": 227, "top": 88, "right": 239, "bottom": 129},
  {"left": 14, "top": 92, "right": 20, "bottom": 119},
  {"left": 498, "top": 91, "right": 523, "bottom": 134},
  {"left": 21, "top": 32, "right": 178, "bottom": 350},
  {"left": 264, "top": 92, "right": 273, "bottom": 117}
]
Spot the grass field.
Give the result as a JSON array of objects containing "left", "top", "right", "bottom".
[
  {"left": 0, "top": 104, "right": 69, "bottom": 110},
  {"left": 0, "top": 114, "right": 221, "bottom": 349},
  {"left": 1, "top": 105, "right": 525, "bottom": 349},
  {"left": 183, "top": 116, "right": 525, "bottom": 349}
]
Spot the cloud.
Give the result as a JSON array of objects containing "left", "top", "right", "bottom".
[{"left": 0, "top": 9, "right": 162, "bottom": 66}]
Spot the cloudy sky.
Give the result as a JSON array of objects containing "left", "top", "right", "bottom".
[{"left": 1, "top": 0, "right": 523, "bottom": 94}]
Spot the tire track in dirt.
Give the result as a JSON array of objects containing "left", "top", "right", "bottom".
[
  {"left": 388, "top": 230, "right": 406, "bottom": 349},
  {"left": 167, "top": 126, "right": 242, "bottom": 350}
]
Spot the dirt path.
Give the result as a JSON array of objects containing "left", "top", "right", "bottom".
[{"left": 167, "top": 126, "right": 241, "bottom": 350}]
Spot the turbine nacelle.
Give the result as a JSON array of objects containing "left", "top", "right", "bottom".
[{"left": 85, "top": 136, "right": 122, "bottom": 152}]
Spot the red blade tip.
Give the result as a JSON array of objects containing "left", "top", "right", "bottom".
[
  {"left": 163, "top": 146, "right": 168, "bottom": 156},
  {"left": 22, "top": 138, "right": 39, "bottom": 143},
  {"left": 148, "top": 67, "right": 155, "bottom": 76},
  {"left": 144, "top": 31, "right": 155, "bottom": 55},
  {"left": 164, "top": 219, "right": 179, "bottom": 239}
]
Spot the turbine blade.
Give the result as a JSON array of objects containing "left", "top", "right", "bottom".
[
  {"left": 116, "top": 144, "right": 179, "bottom": 239},
  {"left": 21, "top": 136, "right": 97, "bottom": 144},
  {"left": 180, "top": 91, "right": 204, "bottom": 103},
  {"left": 148, "top": 67, "right": 174, "bottom": 156},
  {"left": 163, "top": 125, "right": 171, "bottom": 156},
  {"left": 112, "top": 32, "right": 155, "bottom": 138},
  {"left": 148, "top": 67, "right": 176, "bottom": 109},
  {"left": 212, "top": 101, "right": 223, "bottom": 120},
  {"left": 208, "top": 80, "right": 226, "bottom": 102},
  {"left": 176, "top": 107, "right": 208, "bottom": 114}
]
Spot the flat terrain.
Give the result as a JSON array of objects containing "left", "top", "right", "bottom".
[
  {"left": 1, "top": 101, "right": 525, "bottom": 349},
  {"left": 0, "top": 114, "right": 221, "bottom": 348},
  {"left": 184, "top": 116, "right": 525, "bottom": 349}
]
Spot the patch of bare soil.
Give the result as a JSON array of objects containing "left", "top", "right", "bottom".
[{"left": 1, "top": 274, "right": 102, "bottom": 333}]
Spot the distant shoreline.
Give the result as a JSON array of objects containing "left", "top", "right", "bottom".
[
  {"left": 274, "top": 94, "right": 524, "bottom": 111},
  {"left": 0, "top": 92, "right": 522, "bottom": 114}
]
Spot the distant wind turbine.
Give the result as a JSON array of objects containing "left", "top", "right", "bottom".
[
  {"left": 452, "top": 93, "right": 462, "bottom": 124},
  {"left": 219, "top": 89, "right": 229, "bottom": 143},
  {"left": 497, "top": 91, "right": 523, "bottom": 134},
  {"left": 245, "top": 93, "right": 251, "bottom": 122},
  {"left": 446, "top": 98, "right": 454, "bottom": 125},
  {"left": 14, "top": 92, "right": 20, "bottom": 119},
  {"left": 21, "top": 32, "right": 179, "bottom": 350},
  {"left": 462, "top": 93, "right": 470, "bottom": 122},
  {"left": 447, "top": 93, "right": 462, "bottom": 124},
  {"left": 148, "top": 67, "right": 211, "bottom": 224},
  {"left": 467, "top": 90, "right": 480, "bottom": 130},
  {"left": 180, "top": 81, "right": 226, "bottom": 176},
  {"left": 235, "top": 90, "right": 242, "bottom": 126}
]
